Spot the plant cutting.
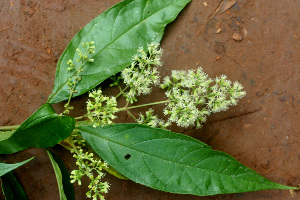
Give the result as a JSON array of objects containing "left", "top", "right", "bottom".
[{"left": 0, "top": 0, "right": 298, "bottom": 199}]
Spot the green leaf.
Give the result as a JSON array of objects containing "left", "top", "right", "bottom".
[
  {"left": 0, "top": 104, "right": 75, "bottom": 154},
  {"left": 102, "top": 164, "right": 128, "bottom": 180},
  {"left": 47, "top": 150, "right": 75, "bottom": 200},
  {"left": 1, "top": 171, "right": 27, "bottom": 200},
  {"left": 78, "top": 124, "right": 297, "bottom": 196},
  {"left": 0, "top": 157, "right": 34, "bottom": 177},
  {"left": 48, "top": 0, "right": 191, "bottom": 104},
  {"left": 0, "top": 131, "right": 14, "bottom": 142}
]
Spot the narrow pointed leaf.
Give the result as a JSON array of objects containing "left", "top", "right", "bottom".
[
  {"left": 78, "top": 124, "right": 297, "bottom": 196},
  {"left": 48, "top": 0, "right": 191, "bottom": 104},
  {"left": 47, "top": 150, "right": 75, "bottom": 200},
  {"left": 0, "top": 157, "right": 34, "bottom": 177},
  {"left": 0, "top": 104, "right": 75, "bottom": 154},
  {"left": 1, "top": 171, "right": 27, "bottom": 200}
]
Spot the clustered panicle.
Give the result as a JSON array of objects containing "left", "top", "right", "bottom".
[
  {"left": 70, "top": 131, "right": 109, "bottom": 200},
  {"left": 87, "top": 89, "right": 118, "bottom": 127},
  {"left": 161, "top": 67, "right": 246, "bottom": 128},
  {"left": 207, "top": 75, "right": 246, "bottom": 112},
  {"left": 121, "top": 42, "right": 162, "bottom": 103},
  {"left": 137, "top": 109, "right": 170, "bottom": 129},
  {"left": 66, "top": 41, "right": 95, "bottom": 89},
  {"left": 63, "top": 41, "right": 95, "bottom": 115}
]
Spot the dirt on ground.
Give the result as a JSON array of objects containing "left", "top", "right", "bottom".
[{"left": 0, "top": 0, "right": 299, "bottom": 199}]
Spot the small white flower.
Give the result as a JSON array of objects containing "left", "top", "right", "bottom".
[
  {"left": 121, "top": 42, "right": 162, "bottom": 103},
  {"left": 161, "top": 67, "right": 246, "bottom": 128},
  {"left": 137, "top": 109, "right": 170, "bottom": 129},
  {"left": 86, "top": 89, "right": 118, "bottom": 127}
]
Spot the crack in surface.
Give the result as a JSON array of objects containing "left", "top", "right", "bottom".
[{"left": 210, "top": 107, "right": 262, "bottom": 123}]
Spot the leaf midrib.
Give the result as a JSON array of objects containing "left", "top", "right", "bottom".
[{"left": 19, "top": 113, "right": 57, "bottom": 131}]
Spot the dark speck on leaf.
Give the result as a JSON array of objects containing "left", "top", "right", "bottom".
[{"left": 124, "top": 154, "right": 131, "bottom": 160}]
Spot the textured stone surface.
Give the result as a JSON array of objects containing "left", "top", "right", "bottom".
[{"left": 0, "top": 0, "right": 299, "bottom": 199}]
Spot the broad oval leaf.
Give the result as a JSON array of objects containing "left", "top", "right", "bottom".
[
  {"left": 47, "top": 150, "right": 75, "bottom": 200},
  {"left": 0, "top": 104, "right": 75, "bottom": 154},
  {"left": 1, "top": 171, "right": 27, "bottom": 200},
  {"left": 78, "top": 124, "right": 297, "bottom": 196},
  {"left": 47, "top": 0, "right": 191, "bottom": 104},
  {"left": 0, "top": 157, "right": 34, "bottom": 177}
]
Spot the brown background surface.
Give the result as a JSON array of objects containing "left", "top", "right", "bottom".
[{"left": 0, "top": 0, "right": 299, "bottom": 199}]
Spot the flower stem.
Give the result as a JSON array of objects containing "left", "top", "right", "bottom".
[
  {"left": 0, "top": 99, "right": 168, "bottom": 132},
  {"left": 0, "top": 125, "right": 20, "bottom": 131},
  {"left": 67, "top": 68, "right": 81, "bottom": 105},
  {"left": 126, "top": 110, "right": 137, "bottom": 121},
  {"left": 118, "top": 100, "right": 169, "bottom": 112},
  {"left": 64, "top": 64, "right": 83, "bottom": 114},
  {"left": 116, "top": 85, "right": 129, "bottom": 99},
  {"left": 75, "top": 115, "right": 87, "bottom": 121},
  {"left": 0, "top": 116, "right": 88, "bottom": 132}
]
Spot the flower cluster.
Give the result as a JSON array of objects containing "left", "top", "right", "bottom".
[
  {"left": 163, "top": 87, "right": 211, "bottom": 128},
  {"left": 161, "top": 67, "right": 246, "bottom": 128},
  {"left": 71, "top": 150, "right": 109, "bottom": 200},
  {"left": 87, "top": 89, "right": 118, "bottom": 127},
  {"left": 63, "top": 41, "right": 95, "bottom": 115},
  {"left": 137, "top": 109, "right": 170, "bottom": 129},
  {"left": 121, "top": 42, "right": 162, "bottom": 103},
  {"left": 70, "top": 131, "right": 109, "bottom": 200},
  {"left": 67, "top": 41, "right": 95, "bottom": 87},
  {"left": 207, "top": 75, "right": 246, "bottom": 112}
]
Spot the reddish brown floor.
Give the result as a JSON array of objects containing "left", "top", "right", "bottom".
[{"left": 0, "top": 0, "right": 299, "bottom": 199}]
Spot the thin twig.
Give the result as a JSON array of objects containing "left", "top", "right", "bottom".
[{"left": 126, "top": 110, "right": 137, "bottom": 121}]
